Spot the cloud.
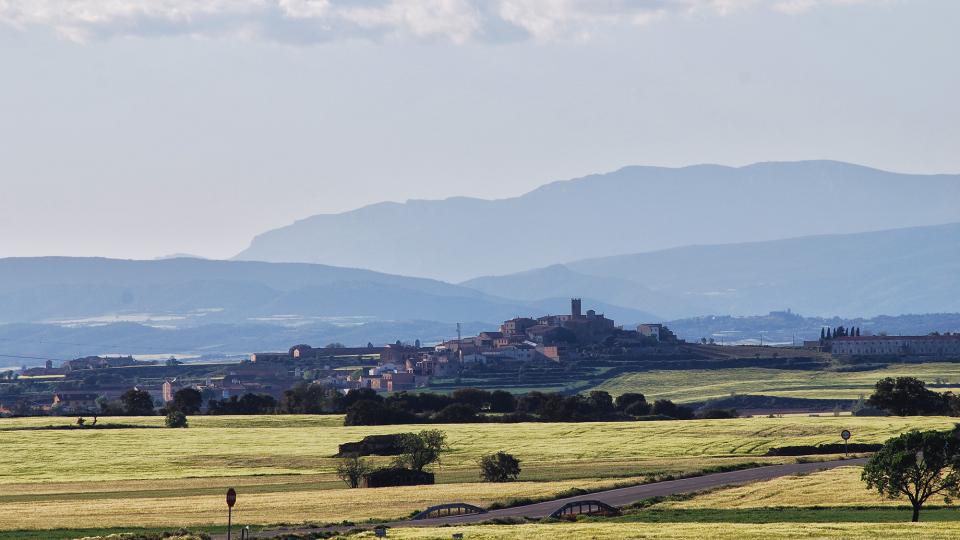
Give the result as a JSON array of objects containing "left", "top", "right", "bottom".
[{"left": 0, "top": 0, "right": 889, "bottom": 44}]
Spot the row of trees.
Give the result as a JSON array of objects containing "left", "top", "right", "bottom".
[
  {"left": 821, "top": 326, "right": 861, "bottom": 339},
  {"left": 340, "top": 388, "right": 704, "bottom": 426}
]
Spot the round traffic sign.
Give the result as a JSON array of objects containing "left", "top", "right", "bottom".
[
  {"left": 226, "top": 488, "right": 237, "bottom": 508},
  {"left": 841, "top": 429, "right": 851, "bottom": 441}
]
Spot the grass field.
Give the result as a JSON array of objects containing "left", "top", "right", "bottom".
[
  {"left": 0, "top": 414, "right": 956, "bottom": 536},
  {"left": 372, "top": 465, "right": 960, "bottom": 539},
  {"left": 592, "top": 362, "right": 960, "bottom": 403}
]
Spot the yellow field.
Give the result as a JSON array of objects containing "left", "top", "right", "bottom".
[
  {"left": 661, "top": 467, "right": 891, "bottom": 509},
  {"left": 362, "top": 522, "right": 960, "bottom": 539},
  {"left": 593, "top": 363, "right": 960, "bottom": 402},
  {"left": 0, "top": 476, "right": 637, "bottom": 529},
  {"left": 0, "top": 414, "right": 955, "bottom": 533}
]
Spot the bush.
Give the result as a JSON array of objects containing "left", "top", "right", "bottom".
[
  {"left": 478, "top": 451, "right": 522, "bottom": 482},
  {"left": 165, "top": 411, "right": 188, "bottom": 428},
  {"left": 489, "top": 390, "right": 516, "bottom": 413}
]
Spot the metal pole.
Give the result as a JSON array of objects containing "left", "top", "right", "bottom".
[
  {"left": 845, "top": 439, "right": 848, "bottom": 457},
  {"left": 227, "top": 507, "right": 232, "bottom": 540}
]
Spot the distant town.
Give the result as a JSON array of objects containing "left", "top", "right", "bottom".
[{"left": 1, "top": 298, "right": 958, "bottom": 416}]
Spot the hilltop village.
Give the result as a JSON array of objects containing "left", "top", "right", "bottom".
[{"left": 1, "top": 298, "right": 958, "bottom": 416}]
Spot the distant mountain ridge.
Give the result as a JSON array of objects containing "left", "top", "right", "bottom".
[
  {"left": 463, "top": 222, "right": 960, "bottom": 318},
  {"left": 0, "top": 257, "right": 656, "bottom": 328},
  {"left": 236, "top": 161, "right": 960, "bottom": 282}
]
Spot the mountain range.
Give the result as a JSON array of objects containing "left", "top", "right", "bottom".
[
  {"left": 0, "top": 257, "right": 656, "bottom": 328},
  {"left": 236, "top": 161, "right": 960, "bottom": 282},
  {"left": 464, "top": 222, "right": 960, "bottom": 318}
]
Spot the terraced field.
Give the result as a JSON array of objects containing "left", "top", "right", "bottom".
[
  {"left": 592, "top": 362, "right": 960, "bottom": 403},
  {"left": 0, "top": 415, "right": 954, "bottom": 536}
]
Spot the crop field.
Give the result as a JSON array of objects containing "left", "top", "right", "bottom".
[
  {"left": 592, "top": 362, "right": 960, "bottom": 403},
  {"left": 0, "top": 414, "right": 956, "bottom": 536},
  {"left": 376, "top": 466, "right": 960, "bottom": 539}
]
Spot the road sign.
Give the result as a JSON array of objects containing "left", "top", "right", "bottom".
[
  {"left": 226, "top": 488, "right": 237, "bottom": 540},
  {"left": 841, "top": 430, "right": 851, "bottom": 440}
]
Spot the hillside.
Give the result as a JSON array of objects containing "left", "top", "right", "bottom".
[
  {"left": 464, "top": 222, "right": 960, "bottom": 318},
  {"left": 236, "top": 161, "right": 960, "bottom": 281}
]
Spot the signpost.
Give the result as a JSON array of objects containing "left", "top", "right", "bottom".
[
  {"left": 226, "top": 488, "right": 237, "bottom": 540},
  {"left": 841, "top": 429, "right": 851, "bottom": 457}
]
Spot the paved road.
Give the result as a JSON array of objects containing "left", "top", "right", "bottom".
[{"left": 225, "top": 458, "right": 867, "bottom": 539}]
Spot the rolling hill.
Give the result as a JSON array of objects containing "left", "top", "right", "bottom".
[
  {"left": 236, "top": 161, "right": 960, "bottom": 282},
  {"left": 463, "top": 222, "right": 960, "bottom": 318}
]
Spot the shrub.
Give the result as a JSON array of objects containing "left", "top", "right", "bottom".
[
  {"left": 478, "top": 451, "right": 522, "bottom": 482},
  {"left": 651, "top": 399, "right": 695, "bottom": 420},
  {"left": 165, "top": 411, "right": 188, "bottom": 428}
]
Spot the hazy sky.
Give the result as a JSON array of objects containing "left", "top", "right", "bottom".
[{"left": 1, "top": 0, "right": 957, "bottom": 260}]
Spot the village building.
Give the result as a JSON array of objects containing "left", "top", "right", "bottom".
[{"left": 829, "top": 335, "right": 960, "bottom": 357}]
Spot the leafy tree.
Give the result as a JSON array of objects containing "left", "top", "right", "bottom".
[
  {"left": 326, "top": 342, "right": 346, "bottom": 348},
  {"left": 433, "top": 403, "right": 479, "bottom": 423},
  {"left": 587, "top": 390, "right": 615, "bottom": 414},
  {"left": 651, "top": 399, "right": 695, "bottom": 420},
  {"left": 862, "top": 429, "right": 960, "bottom": 522},
  {"left": 394, "top": 430, "right": 449, "bottom": 472},
  {"left": 165, "top": 411, "right": 189, "bottom": 428},
  {"left": 478, "top": 451, "right": 522, "bottom": 482},
  {"left": 615, "top": 393, "right": 647, "bottom": 411},
  {"left": 867, "top": 377, "right": 948, "bottom": 416},
  {"left": 344, "top": 400, "right": 414, "bottom": 426},
  {"left": 120, "top": 389, "right": 155, "bottom": 416},
  {"left": 451, "top": 388, "right": 490, "bottom": 410},
  {"left": 625, "top": 400, "right": 652, "bottom": 416},
  {"left": 171, "top": 388, "right": 203, "bottom": 414},
  {"left": 488, "top": 390, "right": 516, "bottom": 413},
  {"left": 336, "top": 455, "right": 371, "bottom": 488}
]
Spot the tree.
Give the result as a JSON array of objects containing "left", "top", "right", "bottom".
[
  {"left": 651, "top": 399, "right": 695, "bottom": 420},
  {"left": 394, "top": 430, "right": 449, "bottom": 472},
  {"left": 489, "top": 390, "right": 516, "bottom": 413},
  {"left": 165, "top": 411, "right": 189, "bottom": 428},
  {"left": 120, "top": 389, "right": 155, "bottom": 416},
  {"left": 862, "top": 429, "right": 960, "bottom": 522},
  {"left": 615, "top": 393, "right": 647, "bottom": 411},
  {"left": 433, "top": 403, "right": 479, "bottom": 423},
  {"left": 336, "top": 455, "right": 371, "bottom": 488},
  {"left": 867, "top": 377, "right": 948, "bottom": 416},
  {"left": 343, "top": 400, "right": 414, "bottom": 426},
  {"left": 172, "top": 388, "right": 203, "bottom": 414},
  {"left": 478, "top": 451, "right": 522, "bottom": 482},
  {"left": 587, "top": 391, "right": 615, "bottom": 414}
]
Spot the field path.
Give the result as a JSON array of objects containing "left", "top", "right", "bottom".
[{"left": 229, "top": 457, "right": 866, "bottom": 539}]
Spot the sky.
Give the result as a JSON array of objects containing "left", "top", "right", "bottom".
[{"left": 0, "top": 0, "right": 957, "bottom": 261}]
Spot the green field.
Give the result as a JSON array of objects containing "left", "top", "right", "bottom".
[
  {"left": 591, "top": 362, "right": 960, "bottom": 403},
  {"left": 0, "top": 414, "right": 955, "bottom": 537}
]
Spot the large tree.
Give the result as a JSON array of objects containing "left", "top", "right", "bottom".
[
  {"left": 120, "top": 389, "right": 155, "bottom": 416},
  {"left": 867, "top": 377, "right": 948, "bottom": 416},
  {"left": 171, "top": 387, "right": 202, "bottom": 414},
  {"left": 862, "top": 429, "right": 960, "bottom": 522},
  {"left": 394, "top": 430, "right": 449, "bottom": 472}
]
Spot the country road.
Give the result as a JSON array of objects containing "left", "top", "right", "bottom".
[{"left": 221, "top": 457, "right": 866, "bottom": 539}]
